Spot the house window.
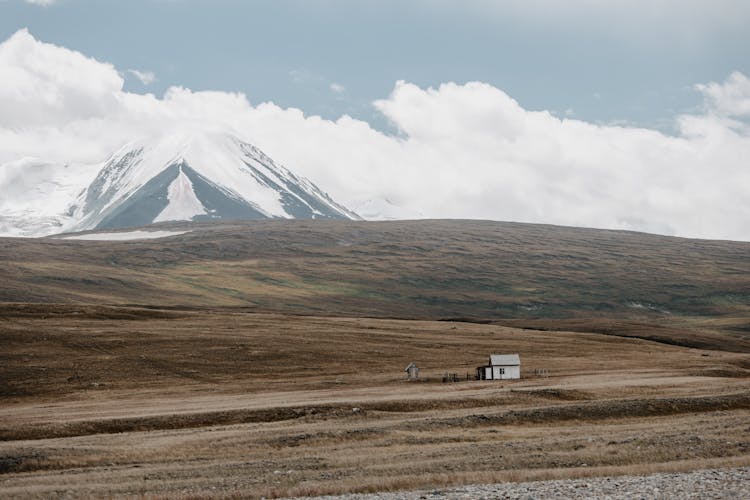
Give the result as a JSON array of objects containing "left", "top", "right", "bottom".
[{"left": 498, "top": 368, "right": 505, "bottom": 375}]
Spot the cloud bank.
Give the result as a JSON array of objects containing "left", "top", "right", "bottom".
[{"left": 1, "top": 29, "right": 749, "bottom": 241}]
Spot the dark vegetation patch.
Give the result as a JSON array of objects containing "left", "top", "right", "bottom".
[
  {"left": 688, "top": 367, "right": 750, "bottom": 378},
  {"left": 0, "top": 397, "right": 537, "bottom": 442},
  {"left": 5, "top": 392, "right": 747, "bottom": 444},
  {"left": 264, "top": 428, "right": 386, "bottom": 449},
  {"left": 407, "top": 393, "right": 750, "bottom": 431},
  {"left": 0, "top": 451, "right": 46, "bottom": 474},
  {"left": 0, "top": 405, "right": 359, "bottom": 442},
  {"left": 489, "top": 318, "right": 750, "bottom": 353},
  {"left": 510, "top": 388, "right": 593, "bottom": 401}
]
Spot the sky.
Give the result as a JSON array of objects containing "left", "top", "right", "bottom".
[
  {"left": 1, "top": 0, "right": 750, "bottom": 240},
  {"left": 3, "top": 0, "right": 750, "bottom": 130}
]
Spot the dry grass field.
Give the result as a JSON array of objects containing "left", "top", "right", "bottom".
[
  {"left": 1, "top": 305, "right": 749, "bottom": 498},
  {"left": 1, "top": 220, "right": 749, "bottom": 497}
]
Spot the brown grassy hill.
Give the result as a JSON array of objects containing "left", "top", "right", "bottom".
[
  {"left": 1, "top": 219, "right": 748, "bottom": 350},
  {"left": 1, "top": 308, "right": 749, "bottom": 497},
  {"left": 2, "top": 220, "right": 750, "bottom": 497}
]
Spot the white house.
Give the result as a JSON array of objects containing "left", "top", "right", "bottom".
[
  {"left": 476, "top": 354, "right": 521, "bottom": 380},
  {"left": 405, "top": 362, "right": 419, "bottom": 380}
]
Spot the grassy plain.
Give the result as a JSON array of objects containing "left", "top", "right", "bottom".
[
  {"left": 1, "top": 306, "right": 749, "bottom": 498},
  {"left": 1, "top": 220, "right": 749, "bottom": 497}
]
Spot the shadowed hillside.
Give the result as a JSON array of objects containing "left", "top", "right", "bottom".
[{"left": 1, "top": 219, "right": 748, "bottom": 350}]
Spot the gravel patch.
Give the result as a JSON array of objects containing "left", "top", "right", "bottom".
[{"left": 299, "top": 467, "right": 750, "bottom": 499}]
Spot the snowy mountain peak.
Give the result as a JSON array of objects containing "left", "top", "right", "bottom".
[
  {"left": 0, "top": 131, "right": 361, "bottom": 237},
  {"left": 112, "top": 130, "right": 245, "bottom": 172},
  {"left": 71, "top": 131, "right": 361, "bottom": 231}
]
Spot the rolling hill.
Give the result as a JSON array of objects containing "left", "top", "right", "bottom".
[
  {"left": 1, "top": 219, "right": 748, "bottom": 351},
  {"left": 2, "top": 219, "right": 749, "bottom": 497}
]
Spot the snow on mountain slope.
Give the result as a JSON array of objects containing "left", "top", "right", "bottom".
[
  {"left": 0, "top": 131, "right": 361, "bottom": 237},
  {"left": 351, "top": 198, "right": 425, "bottom": 221},
  {"left": 153, "top": 166, "right": 208, "bottom": 223},
  {"left": 0, "top": 158, "right": 98, "bottom": 237},
  {"left": 60, "top": 230, "right": 190, "bottom": 241},
  {"left": 70, "top": 131, "right": 360, "bottom": 231}
]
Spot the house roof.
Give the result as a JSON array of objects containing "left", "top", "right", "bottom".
[
  {"left": 405, "top": 362, "right": 417, "bottom": 372},
  {"left": 489, "top": 354, "right": 520, "bottom": 366}
]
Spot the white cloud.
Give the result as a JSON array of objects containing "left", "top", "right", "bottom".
[
  {"left": 695, "top": 71, "right": 750, "bottom": 118},
  {"left": 1, "top": 30, "right": 749, "bottom": 241},
  {"left": 0, "top": 29, "right": 123, "bottom": 129},
  {"left": 127, "top": 69, "right": 156, "bottom": 85},
  {"left": 329, "top": 83, "right": 346, "bottom": 94},
  {"left": 23, "top": 0, "right": 57, "bottom": 5}
]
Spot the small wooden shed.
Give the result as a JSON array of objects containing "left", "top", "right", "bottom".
[
  {"left": 405, "top": 362, "right": 420, "bottom": 380},
  {"left": 476, "top": 354, "right": 521, "bottom": 380}
]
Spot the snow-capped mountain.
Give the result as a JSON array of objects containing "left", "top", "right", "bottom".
[{"left": 0, "top": 131, "right": 360, "bottom": 237}]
